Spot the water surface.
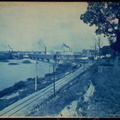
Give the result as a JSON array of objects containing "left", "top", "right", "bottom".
[{"left": 0, "top": 59, "right": 51, "bottom": 91}]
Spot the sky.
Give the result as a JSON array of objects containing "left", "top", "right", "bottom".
[{"left": 0, "top": 2, "right": 109, "bottom": 52}]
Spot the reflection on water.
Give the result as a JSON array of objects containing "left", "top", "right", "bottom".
[{"left": 0, "top": 59, "right": 51, "bottom": 91}]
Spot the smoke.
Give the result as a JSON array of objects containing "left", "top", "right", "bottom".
[
  {"left": 8, "top": 45, "right": 12, "bottom": 50},
  {"left": 37, "top": 39, "right": 46, "bottom": 51},
  {"left": 52, "top": 43, "right": 70, "bottom": 52},
  {"left": 62, "top": 43, "right": 70, "bottom": 49},
  {"left": 62, "top": 43, "right": 71, "bottom": 52}
]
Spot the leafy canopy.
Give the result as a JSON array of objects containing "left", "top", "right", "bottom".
[
  {"left": 80, "top": 2, "right": 120, "bottom": 41},
  {"left": 100, "top": 45, "right": 114, "bottom": 56}
]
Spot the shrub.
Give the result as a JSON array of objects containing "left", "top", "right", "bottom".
[
  {"left": 0, "top": 81, "right": 25, "bottom": 98},
  {"left": 13, "top": 81, "right": 25, "bottom": 90}
]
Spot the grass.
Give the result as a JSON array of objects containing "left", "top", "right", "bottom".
[{"left": 85, "top": 60, "right": 120, "bottom": 117}]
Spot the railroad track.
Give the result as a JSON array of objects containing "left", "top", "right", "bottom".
[{"left": 0, "top": 62, "right": 94, "bottom": 117}]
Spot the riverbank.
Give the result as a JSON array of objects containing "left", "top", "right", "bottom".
[
  {"left": 0, "top": 58, "right": 51, "bottom": 91},
  {"left": 0, "top": 61, "right": 80, "bottom": 111},
  {"left": 25, "top": 58, "right": 120, "bottom": 117}
]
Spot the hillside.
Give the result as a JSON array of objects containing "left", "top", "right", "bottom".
[{"left": 26, "top": 58, "right": 120, "bottom": 118}]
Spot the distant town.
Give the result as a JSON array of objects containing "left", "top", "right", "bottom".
[{"left": 0, "top": 48, "right": 98, "bottom": 61}]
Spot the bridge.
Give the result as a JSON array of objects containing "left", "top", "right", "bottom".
[
  {"left": 0, "top": 50, "right": 82, "bottom": 62},
  {"left": 28, "top": 54, "right": 56, "bottom": 62},
  {"left": 28, "top": 53, "right": 81, "bottom": 62}
]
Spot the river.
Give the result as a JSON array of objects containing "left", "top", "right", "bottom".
[{"left": 0, "top": 59, "right": 53, "bottom": 91}]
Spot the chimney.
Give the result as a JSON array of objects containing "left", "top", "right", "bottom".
[{"left": 45, "top": 46, "right": 47, "bottom": 54}]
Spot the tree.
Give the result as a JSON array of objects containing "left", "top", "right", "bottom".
[
  {"left": 100, "top": 45, "right": 114, "bottom": 57},
  {"left": 80, "top": 2, "right": 120, "bottom": 53}
]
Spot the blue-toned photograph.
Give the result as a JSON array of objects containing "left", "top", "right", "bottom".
[{"left": 0, "top": 2, "right": 120, "bottom": 118}]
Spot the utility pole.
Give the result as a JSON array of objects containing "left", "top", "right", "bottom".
[
  {"left": 53, "top": 64, "right": 55, "bottom": 96},
  {"left": 35, "top": 60, "right": 38, "bottom": 91},
  {"left": 49, "top": 65, "right": 52, "bottom": 80},
  {"left": 94, "top": 42, "right": 97, "bottom": 59},
  {"left": 83, "top": 61, "right": 86, "bottom": 71},
  {"left": 49, "top": 65, "right": 51, "bottom": 74}
]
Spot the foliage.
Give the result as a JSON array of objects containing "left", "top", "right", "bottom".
[
  {"left": 91, "top": 69, "right": 120, "bottom": 116},
  {"left": 0, "top": 81, "right": 25, "bottom": 98},
  {"left": 80, "top": 2, "right": 120, "bottom": 53},
  {"left": 100, "top": 45, "right": 115, "bottom": 56}
]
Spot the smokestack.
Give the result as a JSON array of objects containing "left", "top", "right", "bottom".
[{"left": 45, "top": 46, "right": 47, "bottom": 54}]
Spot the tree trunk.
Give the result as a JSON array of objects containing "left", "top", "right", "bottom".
[
  {"left": 111, "top": 18, "right": 120, "bottom": 53},
  {"left": 113, "top": 55, "right": 119, "bottom": 74},
  {"left": 116, "top": 18, "right": 120, "bottom": 52},
  {"left": 111, "top": 18, "right": 120, "bottom": 74}
]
